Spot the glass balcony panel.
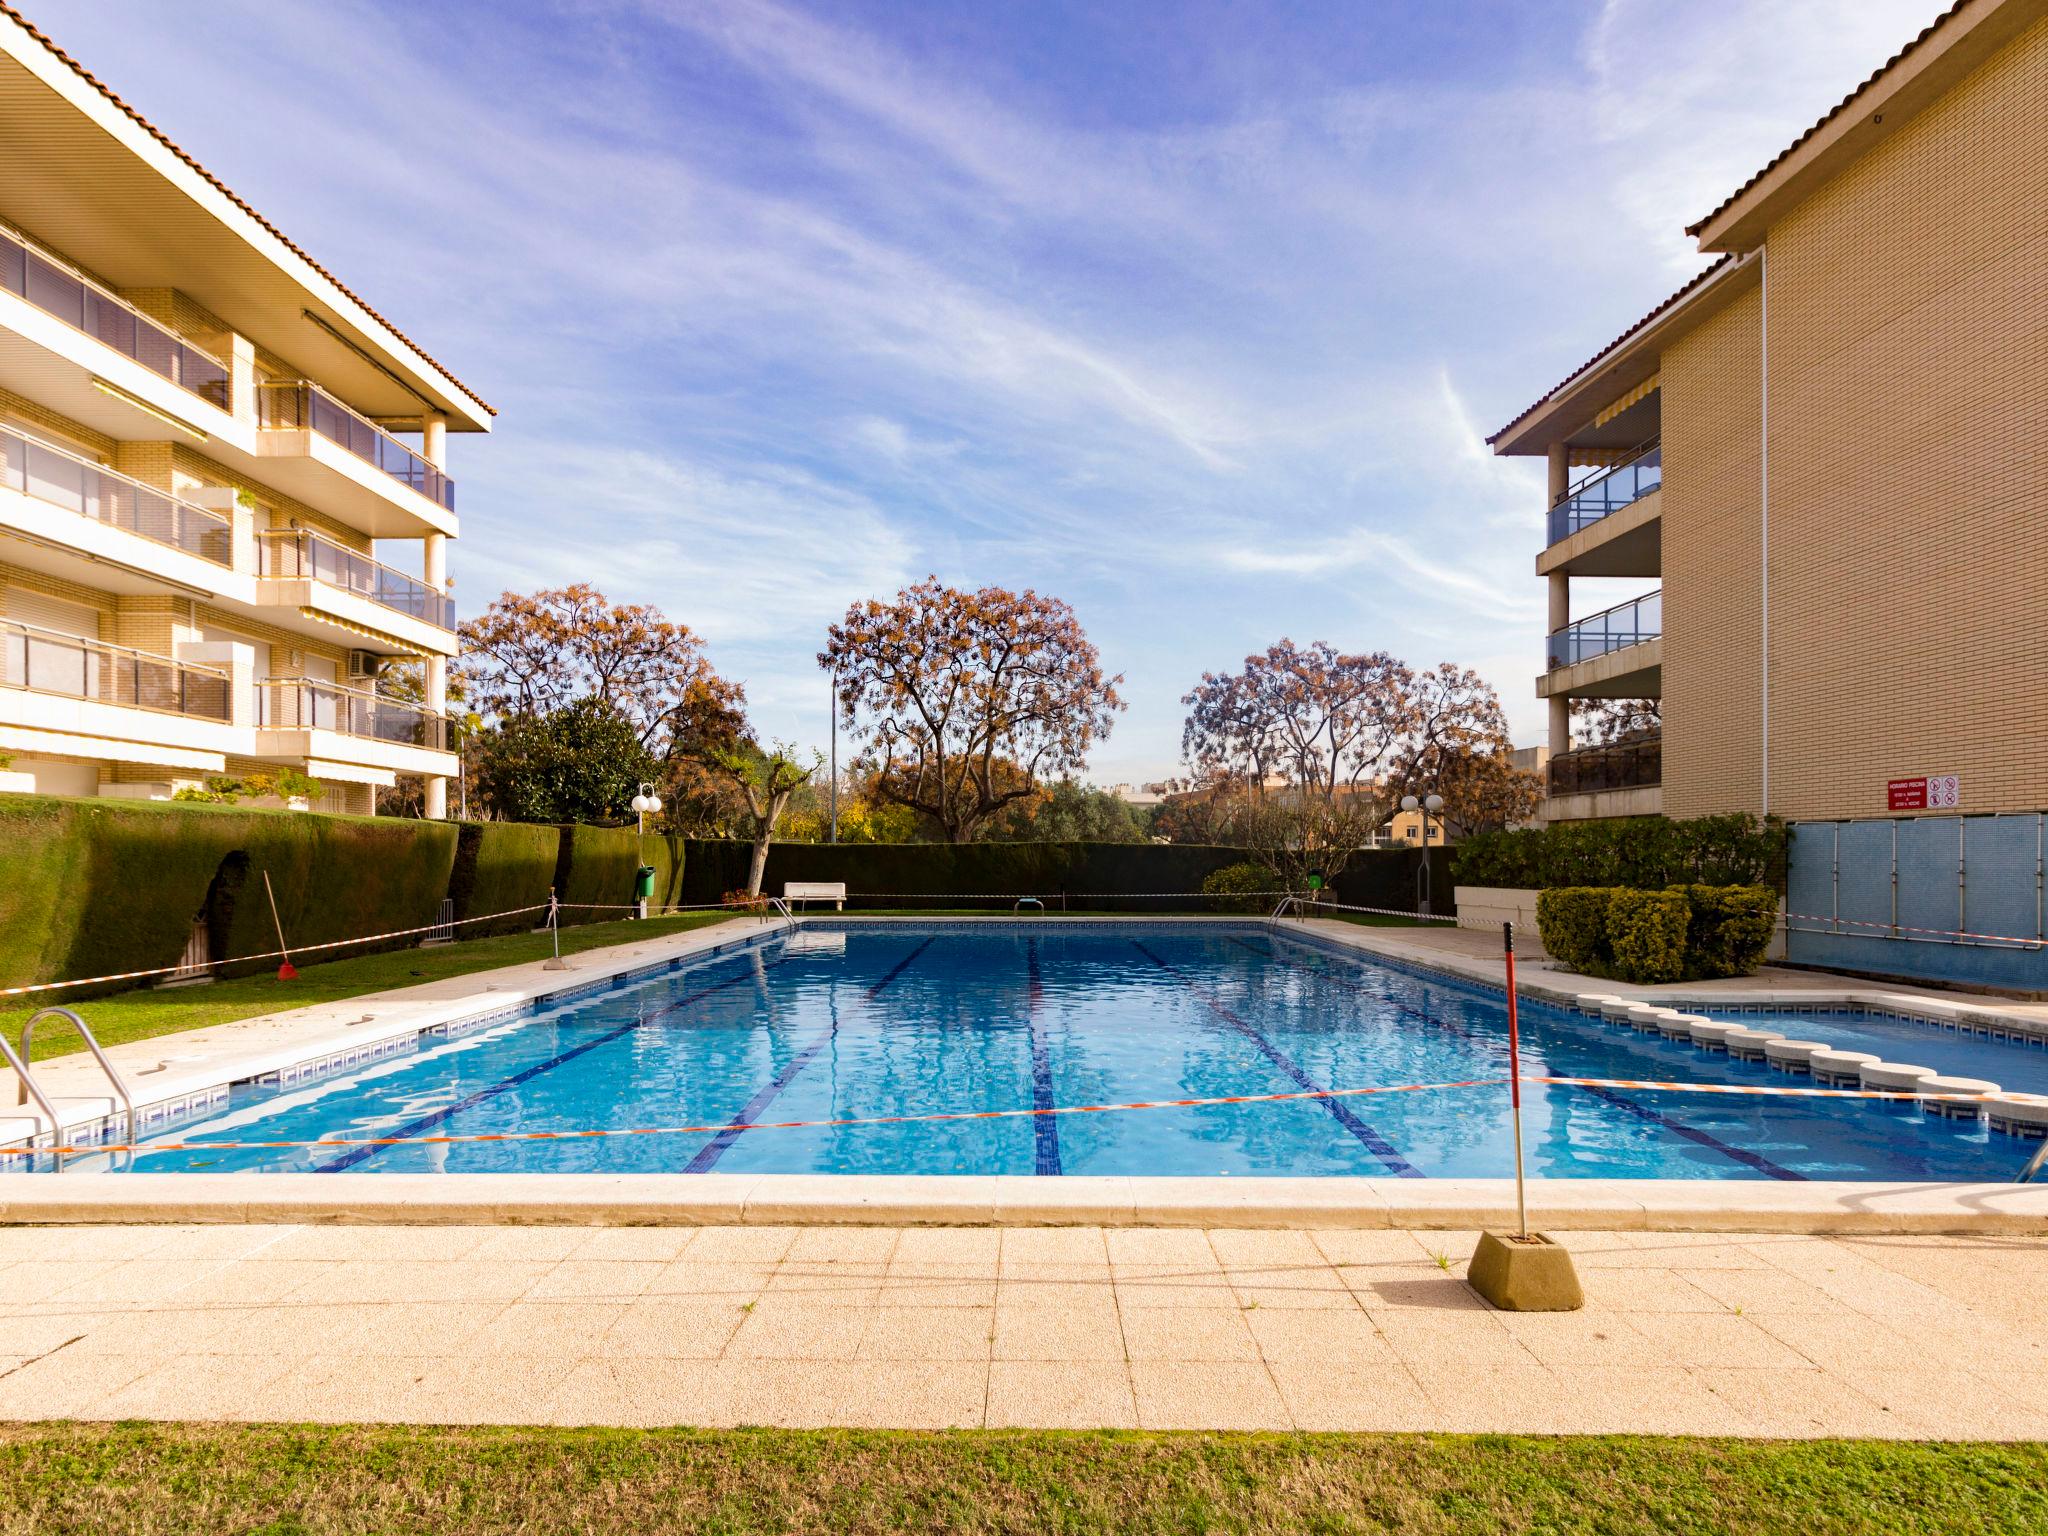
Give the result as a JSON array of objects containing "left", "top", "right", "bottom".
[
  {"left": 1548, "top": 735, "right": 1662, "bottom": 797},
  {"left": 258, "top": 676, "right": 446, "bottom": 750},
  {"left": 259, "top": 529, "right": 454, "bottom": 629},
  {"left": 0, "top": 228, "right": 232, "bottom": 411},
  {"left": 0, "top": 424, "right": 232, "bottom": 566},
  {"left": 0, "top": 620, "right": 230, "bottom": 721},
  {"left": 1548, "top": 442, "right": 1662, "bottom": 543},
  {"left": 1548, "top": 589, "right": 1661, "bottom": 669},
  {"left": 258, "top": 380, "right": 454, "bottom": 512}
]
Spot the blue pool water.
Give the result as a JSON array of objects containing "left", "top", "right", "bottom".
[{"left": 59, "top": 923, "right": 2048, "bottom": 1180}]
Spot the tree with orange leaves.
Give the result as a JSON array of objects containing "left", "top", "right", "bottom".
[{"left": 820, "top": 577, "right": 1124, "bottom": 843}]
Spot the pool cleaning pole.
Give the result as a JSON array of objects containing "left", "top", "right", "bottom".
[{"left": 1504, "top": 921, "right": 1527, "bottom": 1240}]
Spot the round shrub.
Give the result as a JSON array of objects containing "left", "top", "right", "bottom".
[{"left": 1202, "top": 861, "right": 1283, "bottom": 914}]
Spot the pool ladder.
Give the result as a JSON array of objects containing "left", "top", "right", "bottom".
[
  {"left": 2019, "top": 1139, "right": 2048, "bottom": 1183},
  {"left": 3, "top": 1007, "right": 136, "bottom": 1172}
]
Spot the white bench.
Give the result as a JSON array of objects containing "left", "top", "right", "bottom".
[{"left": 783, "top": 881, "right": 847, "bottom": 912}]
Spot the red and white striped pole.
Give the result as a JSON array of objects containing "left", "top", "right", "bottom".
[{"left": 1504, "top": 921, "right": 1527, "bottom": 1240}]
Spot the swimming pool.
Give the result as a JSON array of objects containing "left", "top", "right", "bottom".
[{"left": 45, "top": 923, "right": 2048, "bottom": 1180}]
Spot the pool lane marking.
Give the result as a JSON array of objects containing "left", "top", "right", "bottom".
[
  {"left": 311, "top": 950, "right": 805, "bottom": 1172},
  {"left": 16, "top": 1077, "right": 2014, "bottom": 1163},
  {"left": 1025, "top": 939, "right": 1062, "bottom": 1176},
  {"left": 1242, "top": 936, "right": 1805, "bottom": 1181},
  {"left": 1131, "top": 939, "right": 1424, "bottom": 1178},
  {"left": 684, "top": 934, "right": 938, "bottom": 1174}
]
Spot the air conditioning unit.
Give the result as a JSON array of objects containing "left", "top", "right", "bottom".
[{"left": 346, "top": 649, "right": 384, "bottom": 680}]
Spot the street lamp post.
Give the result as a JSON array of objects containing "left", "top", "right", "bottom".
[
  {"left": 629, "top": 782, "right": 662, "bottom": 919},
  {"left": 1400, "top": 792, "right": 1446, "bottom": 916},
  {"left": 828, "top": 669, "right": 839, "bottom": 845}
]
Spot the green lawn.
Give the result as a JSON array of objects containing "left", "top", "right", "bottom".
[
  {"left": 1, "top": 913, "right": 740, "bottom": 1064},
  {"left": 0, "top": 1424, "right": 2041, "bottom": 1535}
]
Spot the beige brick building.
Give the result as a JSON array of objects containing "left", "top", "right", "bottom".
[
  {"left": 1492, "top": 0, "right": 2046, "bottom": 830},
  {"left": 0, "top": 5, "right": 492, "bottom": 817}
]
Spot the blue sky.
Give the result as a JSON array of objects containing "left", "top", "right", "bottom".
[{"left": 56, "top": 0, "right": 1934, "bottom": 781}]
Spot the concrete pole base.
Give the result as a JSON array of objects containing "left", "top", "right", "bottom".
[
  {"left": 1466, "top": 1231, "right": 1584, "bottom": 1311},
  {"left": 541, "top": 958, "right": 573, "bottom": 971}
]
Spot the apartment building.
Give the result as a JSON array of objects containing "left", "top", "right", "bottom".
[
  {"left": 1493, "top": 0, "right": 2045, "bottom": 835},
  {"left": 0, "top": 6, "right": 488, "bottom": 818}
]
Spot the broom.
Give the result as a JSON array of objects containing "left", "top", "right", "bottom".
[{"left": 263, "top": 870, "right": 298, "bottom": 980}]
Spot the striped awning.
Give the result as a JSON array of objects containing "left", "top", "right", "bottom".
[
  {"left": 1592, "top": 372, "right": 1659, "bottom": 428},
  {"left": 296, "top": 608, "right": 424, "bottom": 657}
]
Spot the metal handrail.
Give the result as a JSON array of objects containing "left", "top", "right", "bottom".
[
  {"left": 254, "top": 378, "right": 454, "bottom": 511},
  {"left": 0, "top": 1035, "right": 68, "bottom": 1171},
  {"left": 0, "top": 618, "right": 234, "bottom": 722},
  {"left": 1548, "top": 735, "right": 1663, "bottom": 796},
  {"left": 257, "top": 528, "right": 454, "bottom": 629},
  {"left": 0, "top": 221, "right": 232, "bottom": 409},
  {"left": 1551, "top": 436, "right": 1660, "bottom": 508},
  {"left": 18, "top": 1007, "right": 136, "bottom": 1154},
  {"left": 0, "top": 422, "right": 233, "bottom": 566}
]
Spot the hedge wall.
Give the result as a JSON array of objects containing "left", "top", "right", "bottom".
[
  {"left": 447, "top": 821, "right": 562, "bottom": 938},
  {"left": 0, "top": 795, "right": 458, "bottom": 992},
  {"left": 1451, "top": 814, "right": 1784, "bottom": 892},
  {"left": 677, "top": 840, "right": 1453, "bottom": 914},
  {"left": 551, "top": 823, "right": 657, "bottom": 924}
]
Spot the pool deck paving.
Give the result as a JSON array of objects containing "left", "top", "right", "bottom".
[{"left": 0, "top": 1221, "right": 2042, "bottom": 1436}]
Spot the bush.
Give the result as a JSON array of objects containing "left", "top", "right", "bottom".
[
  {"left": 447, "top": 822, "right": 562, "bottom": 937},
  {"left": 1452, "top": 814, "right": 1785, "bottom": 892},
  {"left": 1536, "top": 882, "right": 1777, "bottom": 983},
  {"left": 1605, "top": 888, "right": 1690, "bottom": 985},
  {"left": 1672, "top": 883, "right": 1777, "bottom": 979},
  {"left": 1201, "top": 861, "right": 1282, "bottom": 914},
  {"left": 1535, "top": 887, "right": 1612, "bottom": 974}
]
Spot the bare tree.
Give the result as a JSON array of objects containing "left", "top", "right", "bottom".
[
  {"left": 699, "top": 740, "right": 822, "bottom": 897},
  {"left": 1181, "top": 641, "right": 1413, "bottom": 807},
  {"left": 1572, "top": 697, "right": 1661, "bottom": 746},
  {"left": 820, "top": 578, "right": 1124, "bottom": 843}
]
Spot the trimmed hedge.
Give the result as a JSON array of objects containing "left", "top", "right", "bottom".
[
  {"left": 0, "top": 795, "right": 457, "bottom": 992},
  {"left": 1452, "top": 814, "right": 1784, "bottom": 892},
  {"left": 1536, "top": 883, "right": 1777, "bottom": 984},
  {"left": 677, "top": 840, "right": 1453, "bottom": 914},
  {"left": 552, "top": 824, "right": 649, "bottom": 925},
  {"left": 447, "top": 822, "right": 562, "bottom": 938}
]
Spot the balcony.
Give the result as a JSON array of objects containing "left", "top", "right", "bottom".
[
  {"left": 0, "top": 223, "right": 230, "bottom": 411},
  {"left": 1549, "top": 735, "right": 1661, "bottom": 796},
  {"left": 1549, "top": 589, "right": 1660, "bottom": 669},
  {"left": 259, "top": 529, "right": 454, "bottom": 632},
  {"left": 257, "top": 677, "right": 448, "bottom": 753},
  {"left": 1548, "top": 441, "right": 1660, "bottom": 545},
  {"left": 0, "top": 619, "right": 229, "bottom": 721},
  {"left": 0, "top": 423, "right": 231, "bottom": 568},
  {"left": 256, "top": 380, "right": 453, "bottom": 512}
]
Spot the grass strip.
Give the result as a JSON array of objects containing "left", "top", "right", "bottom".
[
  {"left": 0, "top": 913, "right": 740, "bottom": 1063},
  {"left": 0, "top": 1424, "right": 2041, "bottom": 1535}
]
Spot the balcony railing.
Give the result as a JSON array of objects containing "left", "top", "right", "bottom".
[
  {"left": 258, "top": 676, "right": 448, "bottom": 752},
  {"left": 0, "top": 619, "right": 231, "bottom": 721},
  {"left": 1549, "top": 589, "right": 1661, "bottom": 669},
  {"left": 1549, "top": 441, "right": 1661, "bottom": 544},
  {"left": 1549, "top": 735, "right": 1662, "bottom": 797},
  {"left": 0, "top": 224, "right": 232, "bottom": 410},
  {"left": 256, "top": 380, "right": 454, "bottom": 512},
  {"left": 259, "top": 529, "right": 454, "bottom": 630},
  {"left": 0, "top": 423, "right": 232, "bottom": 567}
]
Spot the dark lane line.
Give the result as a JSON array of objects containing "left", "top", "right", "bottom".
[
  {"left": 315, "top": 951, "right": 800, "bottom": 1173},
  {"left": 1239, "top": 935, "right": 1805, "bottom": 1181},
  {"left": 1025, "top": 938, "right": 1062, "bottom": 1176},
  {"left": 1131, "top": 939, "right": 1423, "bottom": 1178},
  {"left": 684, "top": 936, "right": 938, "bottom": 1173}
]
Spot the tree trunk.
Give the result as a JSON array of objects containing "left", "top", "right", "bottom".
[{"left": 746, "top": 829, "right": 772, "bottom": 897}]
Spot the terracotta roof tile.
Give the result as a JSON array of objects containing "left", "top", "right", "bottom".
[{"left": 0, "top": 1, "right": 496, "bottom": 417}]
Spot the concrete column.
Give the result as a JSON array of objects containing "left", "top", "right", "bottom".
[
  {"left": 423, "top": 526, "right": 451, "bottom": 821},
  {"left": 230, "top": 334, "right": 258, "bottom": 427},
  {"left": 421, "top": 410, "right": 448, "bottom": 470},
  {"left": 1548, "top": 570, "right": 1572, "bottom": 756},
  {"left": 424, "top": 530, "right": 448, "bottom": 591},
  {"left": 1547, "top": 442, "right": 1569, "bottom": 504}
]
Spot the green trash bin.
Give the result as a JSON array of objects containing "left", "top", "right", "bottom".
[{"left": 634, "top": 865, "right": 656, "bottom": 917}]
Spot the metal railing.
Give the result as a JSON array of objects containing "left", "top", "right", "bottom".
[
  {"left": 255, "top": 380, "right": 454, "bottom": 512},
  {"left": 1548, "top": 735, "right": 1662, "bottom": 797},
  {"left": 0, "top": 422, "right": 231, "bottom": 566},
  {"left": 1548, "top": 589, "right": 1661, "bottom": 669},
  {"left": 257, "top": 676, "right": 448, "bottom": 751},
  {"left": 0, "top": 223, "right": 231, "bottom": 410},
  {"left": 1548, "top": 440, "right": 1661, "bottom": 543},
  {"left": 258, "top": 528, "right": 454, "bottom": 629},
  {"left": 0, "top": 619, "right": 231, "bottom": 720}
]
